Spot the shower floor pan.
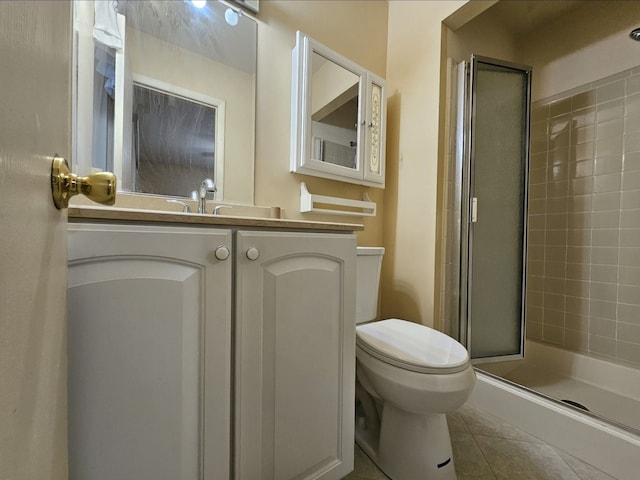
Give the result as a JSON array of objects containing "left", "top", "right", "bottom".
[{"left": 477, "top": 340, "right": 640, "bottom": 432}]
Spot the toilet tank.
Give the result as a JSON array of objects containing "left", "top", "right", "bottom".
[{"left": 356, "top": 247, "right": 385, "bottom": 324}]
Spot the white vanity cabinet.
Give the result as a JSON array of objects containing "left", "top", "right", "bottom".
[{"left": 67, "top": 221, "right": 356, "bottom": 480}]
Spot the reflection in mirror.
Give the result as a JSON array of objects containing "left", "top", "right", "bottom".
[
  {"left": 310, "top": 52, "right": 359, "bottom": 169},
  {"left": 74, "top": 0, "right": 257, "bottom": 204},
  {"left": 133, "top": 81, "right": 219, "bottom": 197}
]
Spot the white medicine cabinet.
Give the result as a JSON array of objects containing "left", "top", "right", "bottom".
[{"left": 290, "top": 31, "right": 386, "bottom": 188}]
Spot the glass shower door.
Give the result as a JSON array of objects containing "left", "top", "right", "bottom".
[{"left": 461, "top": 56, "right": 532, "bottom": 362}]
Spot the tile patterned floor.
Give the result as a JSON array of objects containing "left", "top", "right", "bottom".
[{"left": 344, "top": 403, "right": 615, "bottom": 480}]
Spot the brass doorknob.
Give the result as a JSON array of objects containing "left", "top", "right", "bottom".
[{"left": 51, "top": 156, "right": 116, "bottom": 209}]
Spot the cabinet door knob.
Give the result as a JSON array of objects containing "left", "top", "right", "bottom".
[
  {"left": 214, "top": 246, "right": 230, "bottom": 261},
  {"left": 246, "top": 247, "right": 260, "bottom": 261}
]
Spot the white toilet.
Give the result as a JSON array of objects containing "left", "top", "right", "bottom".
[{"left": 355, "top": 247, "right": 475, "bottom": 480}]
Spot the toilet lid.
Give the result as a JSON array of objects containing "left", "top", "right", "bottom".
[{"left": 356, "top": 319, "right": 470, "bottom": 374}]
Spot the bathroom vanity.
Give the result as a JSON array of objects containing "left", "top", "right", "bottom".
[{"left": 67, "top": 207, "right": 359, "bottom": 480}]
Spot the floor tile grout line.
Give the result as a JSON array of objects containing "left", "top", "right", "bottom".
[
  {"left": 551, "top": 445, "right": 616, "bottom": 480},
  {"left": 457, "top": 406, "right": 547, "bottom": 444},
  {"left": 451, "top": 410, "right": 499, "bottom": 479},
  {"left": 468, "top": 430, "right": 499, "bottom": 479},
  {"left": 550, "top": 446, "right": 585, "bottom": 479}
]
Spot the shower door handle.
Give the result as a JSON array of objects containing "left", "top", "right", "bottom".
[{"left": 471, "top": 197, "right": 478, "bottom": 223}]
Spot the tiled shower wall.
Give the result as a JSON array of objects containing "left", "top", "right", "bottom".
[{"left": 527, "top": 65, "right": 640, "bottom": 367}]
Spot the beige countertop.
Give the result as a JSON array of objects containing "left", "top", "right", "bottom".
[{"left": 68, "top": 205, "right": 364, "bottom": 232}]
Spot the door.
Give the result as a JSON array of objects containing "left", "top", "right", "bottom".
[
  {"left": 460, "top": 55, "right": 532, "bottom": 362},
  {"left": 0, "top": 2, "right": 71, "bottom": 479},
  {"left": 234, "top": 231, "right": 356, "bottom": 480},
  {"left": 363, "top": 74, "right": 386, "bottom": 186}
]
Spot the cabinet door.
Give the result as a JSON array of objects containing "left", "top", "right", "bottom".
[
  {"left": 363, "top": 73, "right": 386, "bottom": 187},
  {"left": 235, "top": 231, "right": 357, "bottom": 480},
  {"left": 67, "top": 223, "right": 232, "bottom": 480}
]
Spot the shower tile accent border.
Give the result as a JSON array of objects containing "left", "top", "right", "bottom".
[{"left": 527, "top": 64, "right": 640, "bottom": 368}]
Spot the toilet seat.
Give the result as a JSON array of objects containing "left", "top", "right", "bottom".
[{"left": 356, "top": 319, "right": 470, "bottom": 374}]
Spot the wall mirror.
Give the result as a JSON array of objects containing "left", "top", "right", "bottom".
[
  {"left": 73, "top": 0, "right": 256, "bottom": 204},
  {"left": 290, "top": 31, "right": 386, "bottom": 188}
]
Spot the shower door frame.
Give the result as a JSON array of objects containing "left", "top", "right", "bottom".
[{"left": 459, "top": 55, "right": 532, "bottom": 364}]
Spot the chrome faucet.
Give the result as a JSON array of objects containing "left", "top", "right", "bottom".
[
  {"left": 213, "top": 205, "right": 232, "bottom": 216},
  {"left": 197, "top": 178, "right": 216, "bottom": 214},
  {"left": 166, "top": 199, "right": 191, "bottom": 213}
]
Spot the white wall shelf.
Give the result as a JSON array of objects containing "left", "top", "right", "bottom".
[{"left": 300, "top": 182, "right": 376, "bottom": 217}]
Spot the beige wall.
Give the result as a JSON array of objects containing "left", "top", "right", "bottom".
[
  {"left": 447, "top": 1, "right": 640, "bottom": 102},
  {"left": 446, "top": 9, "right": 517, "bottom": 64},
  {"left": 438, "top": 5, "right": 517, "bottom": 332},
  {"left": 383, "top": 1, "right": 469, "bottom": 327},
  {"left": 519, "top": 1, "right": 640, "bottom": 101},
  {"left": 253, "top": 0, "right": 388, "bottom": 246}
]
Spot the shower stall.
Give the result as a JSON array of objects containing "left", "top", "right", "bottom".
[
  {"left": 444, "top": 54, "right": 640, "bottom": 431},
  {"left": 438, "top": 3, "right": 640, "bottom": 476},
  {"left": 442, "top": 54, "right": 640, "bottom": 478}
]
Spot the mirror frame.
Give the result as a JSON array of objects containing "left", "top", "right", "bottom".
[{"left": 290, "top": 31, "right": 386, "bottom": 188}]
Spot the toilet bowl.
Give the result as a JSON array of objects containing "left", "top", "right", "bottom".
[{"left": 355, "top": 247, "right": 475, "bottom": 480}]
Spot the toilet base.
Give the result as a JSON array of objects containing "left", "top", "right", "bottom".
[
  {"left": 355, "top": 382, "right": 380, "bottom": 457},
  {"left": 358, "top": 402, "right": 456, "bottom": 480}
]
